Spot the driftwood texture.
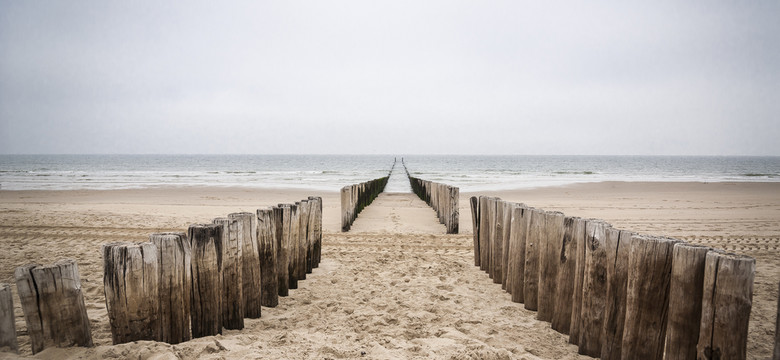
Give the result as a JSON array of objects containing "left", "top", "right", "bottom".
[
  {"left": 665, "top": 243, "right": 711, "bottom": 360},
  {"left": 551, "top": 216, "right": 584, "bottom": 334},
  {"left": 537, "top": 211, "right": 564, "bottom": 322},
  {"left": 569, "top": 218, "right": 589, "bottom": 345},
  {"left": 600, "top": 229, "right": 634, "bottom": 360},
  {"left": 696, "top": 251, "right": 755, "bottom": 360},
  {"left": 213, "top": 217, "right": 244, "bottom": 330},
  {"left": 189, "top": 223, "right": 223, "bottom": 338},
  {"left": 492, "top": 199, "right": 505, "bottom": 284},
  {"left": 0, "top": 283, "right": 18, "bottom": 353},
  {"left": 621, "top": 235, "right": 680, "bottom": 360},
  {"left": 308, "top": 196, "right": 323, "bottom": 268},
  {"left": 275, "top": 205, "right": 290, "bottom": 297},
  {"left": 478, "top": 196, "right": 492, "bottom": 273},
  {"left": 229, "top": 212, "right": 262, "bottom": 319},
  {"left": 16, "top": 260, "right": 92, "bottom": 354},
  {"left": 257, "top": 208, "right": 278, "bottom": 307},
  {"left": 577, "top": 220, "right": 610, "bottom": 357},
  {"left": 501, "top": 201, "right": 513, "bottom": 290},
  {"left": 103, "top": 242, "right": 159, "bottom": 345},
  {"left": 149, "top": 232, "right": 192, "bottom": 344}
]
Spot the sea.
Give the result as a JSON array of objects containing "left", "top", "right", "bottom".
[{"left": 0, "top": 155, "right": 778, "bottom": 192}]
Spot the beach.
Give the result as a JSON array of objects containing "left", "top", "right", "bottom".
[{"left": 0, "top": 181, "right": 778, "bottom": 359}]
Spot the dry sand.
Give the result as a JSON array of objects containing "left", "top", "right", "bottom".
[{"left": 0, "top": 182, "right": 778, "bottom": 359}]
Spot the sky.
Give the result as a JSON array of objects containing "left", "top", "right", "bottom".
[{"left": 0, "top": 1, "right": 778, "bottom": 155}]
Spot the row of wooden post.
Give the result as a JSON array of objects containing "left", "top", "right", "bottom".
[
  {"left": 402, "top": 160, "right": 459, "bottom": 234},
  {"left": 340, "top": 175, "right": 390, "bottom": 232},
  {"left": 102, "top": 196, "right": 322, "bottom": 345},
  {"left": 470, "top": 196, "right": 758, "bottom": 360},
  {"left": 0, "top": 196, "right": 322, "bottom": 355}
]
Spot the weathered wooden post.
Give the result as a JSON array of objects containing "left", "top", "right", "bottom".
[
  {"left": 213, "top": 217, "right": 244, "bottom": 330},
  {"left": 600, "top": 229, "right": 634, "bottom": 360},
  {"left": 275, "top": 205, "right": 290, "bottom": 296},
  {"left": 569, "top": 218, "right": 589, "bottom": 345},
  {"left": 470, "top": 196, "right": 480, "bottom": 267},
  {"left": 492, "top": 199, "right": 505, "bottom": 284},
  {"left": 288, "top": 203, "right": 300, "bottom": 290},
  {"left": 308, "top": 196, "right": 323, "bottom": 269},
  {"left": 696, "top": 251, "right": 755, "bottom": 360},
  {"left": 478, "top": 196, "right": 492, "bottom": 273},
  {"left": 448, "top": 186, "right": 459, "bottom": 234},
  {"left": 501, "top": 201, "right": 514, "bottom": 290},
  {"left": 621, "top": 235, "right": 681, "bottom": 360},
  {"left": 509, "top": 205, "right": 530, "bottom": 303},
  {"left": 188, "top": 223, "right": 223, "bottom": 338},
  {"left": 229, "top": 212, "right": 261, "bottom": 319},
  {"left": 341, "top": 186, "right": 351, "bottom": 232},
  {"left": 0, "top": 284, "right": 17, "bottom": 353},
  {"left": 523, "top": 209, "right": 545, "bottom": 311},
  {"left": 257, "top": 208, "right": 278, "bottom": 307},
  {"left": 577, "top": 220, "right": 610, "bottom": 357},
  {"left": 149, "top": 232, "right": 191, "bottom": 344},
  {"left": 102, "top": 243, "right": 159, "bottom": 345},
  {"left": 551, "top": 216, "right": 585, "bottom": 334},
  {"left": 538, "top": 211, "right": 565, "bottom": 322},
  {"left": 15, "top": 260, "right": 93, "bottom": 353},
  {"left": 297, "top": 200, "right": 309, "bottom": 281},
  {"left": 664, "top": 243, "right": 711, "bottom": 360},
  {"left": 305, "top": 200, "right": 315, "bottom": 274}
]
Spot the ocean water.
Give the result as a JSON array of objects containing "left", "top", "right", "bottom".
[{"left": 0, "top": 154, "right": 778, "bottom": 192}]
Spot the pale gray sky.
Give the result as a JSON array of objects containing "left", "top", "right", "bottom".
[{"left": 1, "top": 1, "right": 778, "bottom": 155}]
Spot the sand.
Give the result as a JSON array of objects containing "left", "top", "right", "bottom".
[{"left": 0, "top": 182, "right": 778, "bottom": 359}]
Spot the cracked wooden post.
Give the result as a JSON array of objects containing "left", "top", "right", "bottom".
[
  {"left": 229, "top": 212, "right": 261, "bottom": 319},
  {"left": 492, "top": 199, "right": 505, "bottom": 284},
  {"left": 501, "top": 201, "right": 514, "bottom": 290},
  {"left": 308, "top": 196, "right": 323, "bottom": 269},
  {"left": 478, "top": 196, "right": 492, "bottom": 273},
  {"left": 0, "top": 283, "right": 17, "bottom": 353},
  {"left": 508, "top": 205, "right": 530, "bottom": 303},
  {"left": 305, "top": 200, "right": 315, "bottom": 274},
  {"left": 470, "top": 196, "right": 480, "bottom": 267},
  {"left": 664, "top": 243, "right": 711, "bottom": 360},
  {"left": 297, "top": 200, "right": 309, "bottom": 281},
  {"left": 568, "top": 218, "right": 589, "bottom": 345},
  {"left": 149, "top": 232, "right": 192, "bottom": 344},
  {"left": 576, "top": 220, "right": 610, "bottom": 357},
  {"left": 621, "top": 235, "right": 681, "bottom": 360},
  {"left": 523, "top": 208, "right": 545, "bottom": 312},
  {"left": 213, "top": 216, "right": 244, "bottom": 330},
  {"left": 257, "top": 208, "right": 278, "bottom": 307},
  {"left": 275, "top": 205, "right": 290, "bottom": 297},
  {"left": 288, "top": 203, "right": 301, "bottom": 290},
  {"left": 551, "top": 216, "right": 585, "bottom": 334},
  {"left": 448, "top": 186, "right": 459, "bottom": 234},
  {"left": 600, "top": 228, "right": 634, "bottom": 360},
  {"left": 538, "top": 211, "right": 565, "bottom": 322},
  {"left": 102, "top": 243, "right": 159, "bottom": 345},
  {"left": 189, "top": 223, "right": 223, "bottom": 338},
  {"left": 696, "top": 251, "right": 755, "bottom": 360}
]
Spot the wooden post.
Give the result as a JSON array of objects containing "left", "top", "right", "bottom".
[
  {"left": 298, "top": 200, "right": 309, "bottom": 281},
  {"left": 16, "top": 260, "right": 93, "bottom": 353},
  {"left": 523, "top": 209, "right": 544, "bottom": 311},
  {"left": 478, "top": 196, "right": 492, "bottom": 273},
  {"left": 448, "top": 186, "right": 459, "bottom": 234},
  {"left": 0, "top": 283, "right": 17, "bottom": 353},
  {"left": 274, "top": 205, "right": 290, "bottom": 297},
  {"left": 621, "top": 235, "right": 681, "bottom": 360},
  {"left": 538, "top": 211, "right": 565, "bottom": 322},
  {"left": 102, "top": 243, "right": 159, "bottom": 345},
  {"left": 551, "top": 216, "right": 585, "bottom": 334},
  {"left": 308, "top": 196, "right": 323, "bottom": 269},
  {"left": 509, "top": 205, "right": 529, "bottom": 303},
  {"left": 501, "top": 201, "right": 514, "bottom": 290},
  {"left": 577, "top": 220, "right": 610, "bottom": 357},
  {"left": 696, "top": 251, "right": 755, "bottom": 360},
  {"left": 213, "top": 217, "right": 244, "bottom": 330},
  {"left": 569, "top": 218, "right": 589, "bottom": 345},
  {"left": 665, "top": 243, "right": 711, "bottom": 360},
  {"left": 492, "top": 199, "right": 504, "bottom": 284},
  {"left": 288, "top": 203, "right": 300, "bottom": 290},
  {"left": 188, "top": 223, "right": 223, "bottom": 338},
  {"left": 149, "top": 232, "right": 192, "bottom": 345},
  {"left": 257, "top": 208, "right": 278, "bottom": 307},
  {"left": 305, "top": 199, "right": 315, "bottom": 274},
  {"left": 600, "top": 229, "right": 634, "bottom": 360},
  {"left": 341, "top": 186, "right": 350, "bottom": 232},
  {"left": 229, "top": 212, "right": 261, "bottom": 319},
  {"left": 470, "top": 196, "right": 480, "bottom": 267}
]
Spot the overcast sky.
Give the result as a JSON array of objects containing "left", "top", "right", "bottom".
[{"left": 1, "top": 1, "right": 778, "bottom": 155}]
